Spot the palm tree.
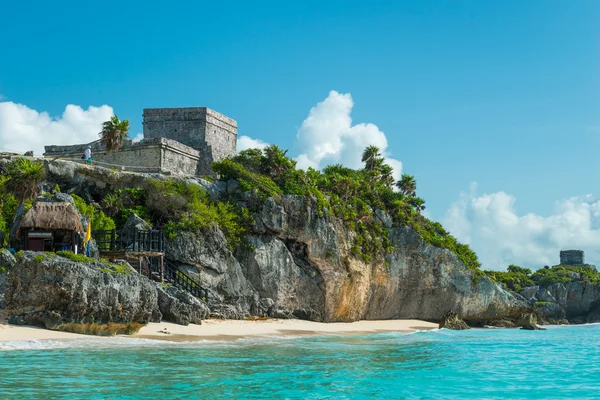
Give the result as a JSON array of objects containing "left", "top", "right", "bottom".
[
  {"left": 261, "top": 145, "right": 294, "bottom": 178},
  {"left": 379, "top": 164, "right": 395, "bottom": 189},
  {"left": 5, "top": 158, "right": 45, "bottom": 203},
  {"left": 396, "top": 174, "right": 417, "bottom": 197},
  {"left": 361, "top": 145, "right": 381, "bottom": 172},
  {"left": 409, "top": 196, "right": 426, "bottom": 212},
  {"left": 99, "top": 114, "right": 130, "bottom": 152}
]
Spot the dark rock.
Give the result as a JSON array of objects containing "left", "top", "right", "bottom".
[
  {"left": 570, "top": 316, "right": 587, "bottom": 324},
  {"left": 586, "top": 303, "right": 600, "bottom": 323},
  {"left": 516, "top": 313, "right": 545, "bottom": 330},
  {"left": 484, "top": 319, "right": 516, "bottom": 328},
  {"left": 121, "top": 213, "right": 152, "bottom": 246},
  {"left": 520, "top": 286, "right": 539, "bottom": 302},
  {"left": 0, "top": 249, "right": 16, "bottom": 270},
  {"left": 23, "top": 151, "right": 34, "bottom": 157},
  {"left": 535, "top": 301, "right": 566, "bottom": 323},
  {"left": 292, "top": 308, "right": 323, "bottom": 322},
  {"left": 166, "top": 227, "right": 258, "bottom": 319},
  {"left": 439, "top": 311, "right": 470, "bottom": 330},
  {"left": 157, "top": 286, "right": 210, "bottom": 325},
  {"left": 535, "top": 288, "right": 556, "bottom": 303}
]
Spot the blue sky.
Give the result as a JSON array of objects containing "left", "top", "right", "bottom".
[{"left": 1, "top": 1, "right": 599, "bottom": 268}]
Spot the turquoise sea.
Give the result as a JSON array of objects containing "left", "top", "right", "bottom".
[{"left": 1, "top": 325, "right": 599, "bottom": 399}]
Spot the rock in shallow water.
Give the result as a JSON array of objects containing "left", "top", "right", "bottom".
[
  {"left": 516, "top": 313, "right": 545, "bottom": 331},
  {"left": 439, "top": 311, "right": 470, "bottom": 330}
]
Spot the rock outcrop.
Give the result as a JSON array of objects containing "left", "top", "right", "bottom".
[
  {"left": 166, "top": 195, "right": 530, "bottom": 323},
  {"left": 0, "top": 249, "right": 16, "bottom": 310},
  {"left": 516, "top": 313, "right": 545, "bottom": 330},
  {"left": 5, "top": 252, "right": 210, "bottom": 330},
  {"left": 439, "top": 311, "right": 470, "bottom": 330},
  {"left": 30, "top": 161, "right": 532, "bottom": 325},
  {"left": 521, "top": 282, "right": 600, "bottom": 324}
]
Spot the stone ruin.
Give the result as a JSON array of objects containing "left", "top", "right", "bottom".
[
  {"left": 44, "top": 107, "right": 238, "bottom": 177},
  {"left": 560, "top": 250, "right": 585, "bottom": 266},
  {"left": 557, "top": 250, "right": 596, "bottom": 271}
]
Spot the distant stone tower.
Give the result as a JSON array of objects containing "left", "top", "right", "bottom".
[
  {"left": 142, "top": 107, "right": 237, "bottom": 175},
  {"left": 560, "top": 250, "right": 585, "bottom": 266}
]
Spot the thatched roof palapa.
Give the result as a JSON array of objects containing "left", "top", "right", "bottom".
[{"left": 20, "top": 202, "right": 85, "bottom": 232}]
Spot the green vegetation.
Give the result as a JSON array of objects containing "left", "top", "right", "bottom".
[
  {"left": 71, "top": 194, "right": 116, "bottom": 231},
  {"left": 55, "top": 250, "right": 96, "bottom": 263},
  {"left": 0, "top": 176, "right": 18, "bottom": 246},
  {"left": 99, "top": 114, "right": 130, "bottom": 153},
  {"left": 532, "top": 265, "right": 600, "bottom": 288},
  {"left": 5, "top": 158, "right": 45, "bottom": 203},
  {"left": 56, "top": 322, "right": 144, "bottom": 336},
  {"left": 485, "top": 264, "right": 600, "bottom": 290},
  {"left": 0, "top": 158, "right": 43, "bottom": 245},
  {"left": 213, "top": 145, "right": 482, "bottom": 274},
  {"left": 484, "top": 265, "right": 534, "bottom": 292},
  {"left": 33, "top": 254, "right": 47, "bottom": 263}
]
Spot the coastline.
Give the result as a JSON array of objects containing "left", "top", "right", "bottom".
[{"left": 0, "top": 315, "right": 438, "bottom": 344}]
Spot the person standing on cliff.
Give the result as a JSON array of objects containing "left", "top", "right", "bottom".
[{"left": 84, "top": 145, "right": 92, "bottom": 165}]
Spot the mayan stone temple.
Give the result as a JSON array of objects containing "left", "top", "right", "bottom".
[
  {"left": 44, "top": 107, "right": 238, "bottom": 176},
  {"left": 558, "top": 250, "right": 596, "bottom": 270}
]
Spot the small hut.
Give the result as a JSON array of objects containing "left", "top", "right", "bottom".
[{"left": 19, "top": 202, "right": 85, "bottom": 252}]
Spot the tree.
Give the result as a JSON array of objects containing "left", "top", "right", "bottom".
[
  {"left": 361, "top": 145, "right": 382, "bottom": 172},
  {"left": 260, "top": 145, "right": 295, "bottom": 178},
  {"left": 409, "top": 196, "right": 426, "bottom": 212},
  {"left": 99, "top": 114, "right": 130, "bottom": 152},
  {"left": 5, "top": 158, "right": 45, "bottom": 203},
  {"left": 396, "top": 174, "right": 417, "bottom": 197}
]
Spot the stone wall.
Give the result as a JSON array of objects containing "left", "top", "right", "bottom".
[
  {"left": 142, "top": 107, "right": 237, "bottom": 176},
  {"left": 44, "top": 138, "right": 200, "bottom": 176},
  {"left": 560, "top": 250, "right": 585, "bottom": 266}
]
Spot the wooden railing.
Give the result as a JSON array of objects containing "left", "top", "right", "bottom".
[{"left": 93, "top": 229, "right": 164, "bottom": 253}]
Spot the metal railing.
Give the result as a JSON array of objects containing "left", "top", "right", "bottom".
[{"left": 147, "top": 257, "right": 207, "bottom": 300}]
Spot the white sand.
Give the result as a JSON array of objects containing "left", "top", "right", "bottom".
[{"left": 0, "top": 316, "right": 437, "bottom": 343}]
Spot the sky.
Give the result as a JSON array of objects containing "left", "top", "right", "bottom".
[{"left": 1, "top": 0, "right": 599, "bottom": 270}]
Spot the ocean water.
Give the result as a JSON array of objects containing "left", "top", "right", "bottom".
[{"left": 1, "top": 325, "right": 599, "bottom": 399}]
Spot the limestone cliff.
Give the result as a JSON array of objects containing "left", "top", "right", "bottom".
[
  {"left": 166, "top": 194, "right": 529, "bottom": 322},
  {"left": 5, "top": 252, "right": 210, "bottom": 329},
  {"left": 10, "top": 160, "right": 530, "bottom": 325},
  {"left": 520, "top": 282, "right": 600, "bottom": 324}
]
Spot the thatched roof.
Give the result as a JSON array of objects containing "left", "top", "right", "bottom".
[{"left": 20, "top": 202, "right": 84, "bottom": 232}]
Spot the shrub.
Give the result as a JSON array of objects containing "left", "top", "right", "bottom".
[
  {"left": 71, "top": 194, "right": 116, "bottom": 231},
  {"left": 56, "top": 322, "right": 144, "bottom": 336},
  {"left": 146, "top": 179, "right": 252, "bottom": 249},
  {"left": 56, "top": 250, "right": 95, "bottom": 264},
  {"left": 212, "top": 146, "right": 484, "bottom": 273}
]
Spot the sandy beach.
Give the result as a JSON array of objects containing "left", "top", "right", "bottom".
[{"left": 0, "top": 313, "right": 437, "bottom": 343}]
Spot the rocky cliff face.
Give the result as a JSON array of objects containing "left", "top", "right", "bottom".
[
  {"left": 166, "top": 194, "right": 530, "bottom": 323},
  {"left": 521, "top": 282, "right": 600, "bottom": 324},
  {"left": 33, "top": 161, "right": 530, "bottom": 324},
  {"left": 5, "top": 252, "right": 209, "bottom": 329}
]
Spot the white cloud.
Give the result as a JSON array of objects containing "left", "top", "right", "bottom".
[
  {"left": 131, "top": 133, "right": 144, "bottom": 142},
  {"left": 444, "top": 183, "right": 600, "bottom": 270},
  {"left": 294, "top": 90, "right": 402, "bottom": 180},
  {"left": 239, "top": 90, "right": 402, "bottom": 180},
  {"left": 0, "top": 101, "right": 113, "bottom": 156},
  {"left": 237, "top": 135, "right": 269, "bottom": 152}
]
